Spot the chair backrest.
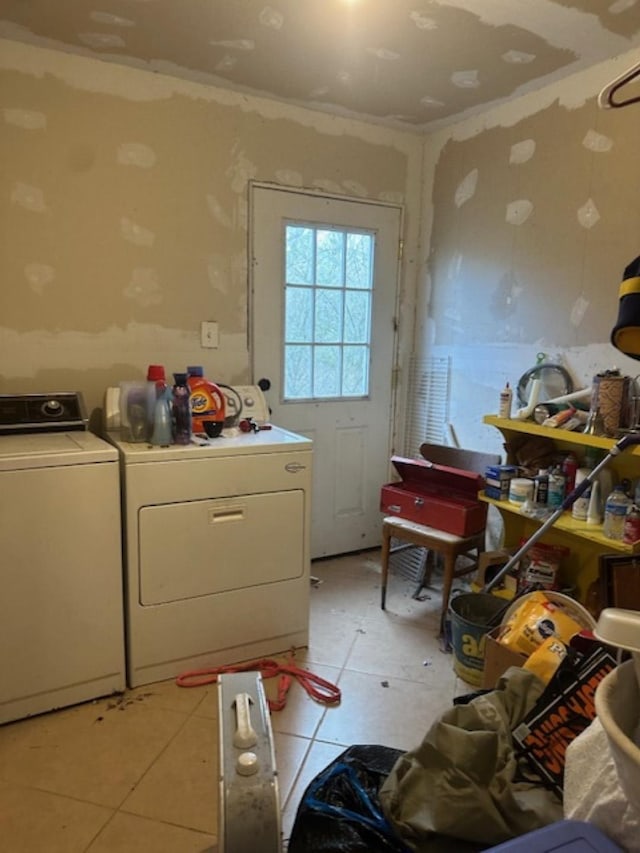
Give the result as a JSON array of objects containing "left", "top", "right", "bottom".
[{"left": 419, "top": 442, "right": 501, "bottom": 475}]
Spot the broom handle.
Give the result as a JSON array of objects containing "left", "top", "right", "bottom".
[{"left": 482, "top": 433, "right": 640, "bottom": 593}]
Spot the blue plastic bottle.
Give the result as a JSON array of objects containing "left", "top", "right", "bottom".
[{"left": 151, "top": 386, "right": 173, "bottom": 446}]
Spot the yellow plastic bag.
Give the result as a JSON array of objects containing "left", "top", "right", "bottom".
[
  {"left": 522, "top": 636, "right": 567, "bottom": 684},
  {"left": 499, "top": 591, "right": 583, "bottom": 657}
]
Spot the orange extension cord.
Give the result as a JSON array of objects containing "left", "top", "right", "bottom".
[{"left": 175, "top": 653, "right": 341, "bottom": 712}]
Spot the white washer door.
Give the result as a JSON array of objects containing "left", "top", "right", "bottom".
[{"left": 138, "top": 489, "right": 305, "bottom": 605}]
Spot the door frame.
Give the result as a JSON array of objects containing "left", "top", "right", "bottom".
[{"left": 248, "top": 180, "right": 405, "bottom": 471}]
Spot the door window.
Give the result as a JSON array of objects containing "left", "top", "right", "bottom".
[{"left": 284, "top": 223, "right": 374, "bottom": 400}]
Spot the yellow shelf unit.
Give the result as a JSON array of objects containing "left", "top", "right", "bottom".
[
  {"left": 483, "top": 415, "right": 640, "bottom": 455},
  {"left": 482, "top": 415, "right": 640, "bottom": 601},
  {"left": 480, "top": 493, "right": 640, "bottom": 555}
]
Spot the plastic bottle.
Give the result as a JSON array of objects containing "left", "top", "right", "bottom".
[
  {"left": 533, "top": 469, "right": 549, "bottom": 507},
  {"left": 547, "top": 466, "right": 566, "bottom": 509},
  {"left": 499, "top": 382, "right": 513, "bottom": 419},
  {"left": 186, "top": 365, "right": 226, "bottom": 437},
  {"left": 587, "top": 480, "right": 602, "bottom": 526},
  {"left": 150, "top": 386, "right": 173, "bottom": 446},
  {"left": 147, "top": 364, "right": 168, "bottom": 439},
  {"left": 172, "top": 373, "right": 192, "bottom": 445},
  {"left": 603, "top": 485, "right": 631, "bottom": 541}
]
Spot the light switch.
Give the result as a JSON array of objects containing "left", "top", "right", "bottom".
[{"left": 201, "top": 321, "right": 219, "bottom": 348}]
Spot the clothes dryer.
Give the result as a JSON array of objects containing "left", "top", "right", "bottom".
[
  {"left": 108, "top": 427, "right": 312, "bottom": 687},
  {"left": 0, "top": 393, "right": 125, "bottom": 724}
]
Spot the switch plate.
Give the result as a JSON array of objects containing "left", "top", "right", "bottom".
[{"left": 201, "top": 321, "right": 219, "bottom": 348}]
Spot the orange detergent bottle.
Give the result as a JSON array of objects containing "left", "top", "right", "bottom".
[{"left": 186, "top": 366, "right": 226, "bottom": 438}]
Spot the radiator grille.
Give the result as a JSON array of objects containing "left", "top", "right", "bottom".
[
  {"left": 388, "top": 356, "right": 451, "bottom": 588},
  {"left": 402, "top": 355, "right": 451, "bottom": 456}
]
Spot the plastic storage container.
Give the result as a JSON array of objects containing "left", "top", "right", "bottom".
[{"left": 484, "top": 819, "right": 622, "bottom": 851}]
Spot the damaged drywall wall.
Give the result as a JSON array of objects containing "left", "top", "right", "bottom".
[
  {"left": 417, "top": 50, "right": 640, "bottom": 453},
  {"left": 0, "top": 39, "right": 422, "bottom": 416}
]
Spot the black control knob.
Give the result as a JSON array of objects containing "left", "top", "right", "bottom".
[{"left": 42, "top": 399, "right": 64, "bottom": 418}]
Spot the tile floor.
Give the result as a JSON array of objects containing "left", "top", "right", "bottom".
[{"left": 0, "top": 549, "right": 472, "bottom": 852}]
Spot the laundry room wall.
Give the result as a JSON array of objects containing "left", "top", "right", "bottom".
[
  {"left": 0, "top": 39, "right": 423, "bottom": 422},
  {"left": 416, "top": 50, "right": 640, "bottom": 457}
]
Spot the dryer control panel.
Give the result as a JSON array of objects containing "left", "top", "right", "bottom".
[{"left": 228, "top": 385, "right": 270, "bottom": 424}]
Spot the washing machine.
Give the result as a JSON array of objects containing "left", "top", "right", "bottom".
[
  {"left": 0, "top": 393, "right": 126, "bottom": 725},
  {"left": 107, "top": 426, "right": 313, "bottom": 687}
]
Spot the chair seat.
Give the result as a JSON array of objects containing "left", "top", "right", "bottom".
[
  {"left": 382, "top": 515, "right": 474, "bottom": 546},
  {"left": 380, "top": 515, "right": 485, "bottom": 632}
]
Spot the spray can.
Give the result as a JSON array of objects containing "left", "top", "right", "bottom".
[
  {"left": 499, "top": 382, "right": 513, "bottom": 419},
  {"left": 562, "top": 452, "right": 579, "bottom": 494}
]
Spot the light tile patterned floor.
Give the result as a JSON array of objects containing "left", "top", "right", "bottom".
[{"left": 0, "top": 549, "right": 470, "bottom": 852}]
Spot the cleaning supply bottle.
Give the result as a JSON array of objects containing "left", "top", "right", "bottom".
[
  {"left": 571, "top": 467, "right": 592, "bottom": 521},
  {"left": 150, "top": 385, "right": 173, "bottom": 446},
  {"left": 603, "top": 485, "right": 631, "bottom": 541},
  {"left": 172, "top": 373, "right": 192, "bottom": 445},
  {"left": 186, "top": 365, "right": 226, "bottom": 437},
  {"left": 547, "top": 466, "right": 566, "bottom": 509},
  {"left": 562, "top": 452, "right": 579, "bottom": 495},
  {"left": 587, "top": 480, "right": 602, "bottom": 526},
  {"left": 147, "top": 364, "right": 168, "bottom": 439},
  {"left": 533, "top": 469, "right": 549, "bottom": 507},
  {"left": 499, "top": 382, "right": 513, "bottom": 418}
]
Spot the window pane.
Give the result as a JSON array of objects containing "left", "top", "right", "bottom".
[
  {"left": 285, "top": 286, "right": 313, "bottom": 343},
  {"left": 343, "top": 346, "right": 369, "bottom": 396},
  {"left": 315, "top": 288, "right": 343, "bottom": 343},
  {"left": 282, "top": 222, "right": 374, "bottom": 401},
  {"left": 313, "top": 346, "right": 341, "bottom": 397},
  {"left": 346, "top": 232, "right": 374, "bottom": 289},
  {"left": 316, "top": 230, "right": 344, "bottom": 288},
  {"left": 286, "top": 226, "right": 314, "bottom": 285},
  {"left": 284, "top": 345, "right": 312, "bottom": 398},
  {"left": 344, "top": 290, "right": 370, "bottom": 343}
]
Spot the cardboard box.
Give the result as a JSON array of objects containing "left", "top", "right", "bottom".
[
  {"left": 380, "top": 455, "right": 487, "bottom": 537},
  {"left": 482, "top": 627, "right": 528, "bottom": 689},
  {"left": 484, "top": 465, "right": 518, "bottom": 501},
  {"left": 472, "top": 550, "right": 519, "bottom": 600}
]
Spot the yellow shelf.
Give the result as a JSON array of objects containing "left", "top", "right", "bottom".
[
  {"left": 480, "top": 492, "right": 640, "bottom": 554},
  {"left": 483, "top": 415, "right": 640, "bottom": 455}
]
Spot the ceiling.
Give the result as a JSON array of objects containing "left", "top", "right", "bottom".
[{"left": 3, "top": 0, "right": 640, "bottom": 132}]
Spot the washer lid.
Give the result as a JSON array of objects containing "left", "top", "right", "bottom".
[{"left": 0, "top": 431, "right": 117, "bottom": 471}]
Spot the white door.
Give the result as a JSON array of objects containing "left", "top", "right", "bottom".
[{"left": 250, "top": 183, "right": 402, "bottom": 558}]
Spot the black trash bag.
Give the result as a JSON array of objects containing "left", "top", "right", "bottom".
[{"left": 288, "top": 744, "right": 410, "bottom": 853}]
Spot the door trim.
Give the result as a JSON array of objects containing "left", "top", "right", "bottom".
[{"left": 248, "top": 179, "right": 405, "bottom": 462}]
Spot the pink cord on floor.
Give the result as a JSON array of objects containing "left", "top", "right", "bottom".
[{"left": 175, "top": 654, "right": 341, "bottom": 711}]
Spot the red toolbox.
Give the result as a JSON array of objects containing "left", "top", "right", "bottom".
[{"left": 380, "top": 455, "right": 487, "bottom": 537}]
